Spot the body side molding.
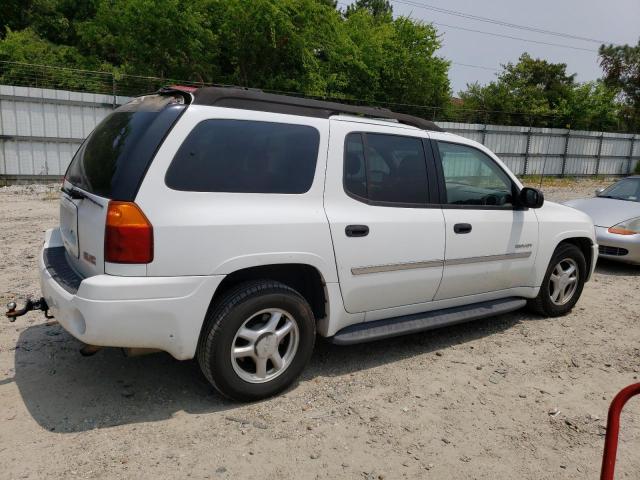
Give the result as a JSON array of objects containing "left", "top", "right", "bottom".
[{"left": 351, "top": 251, "right": 532, "bottom": 275}]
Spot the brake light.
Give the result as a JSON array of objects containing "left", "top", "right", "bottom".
[{"left": 105, "top": 201, "right": 153, "bottom": 263}]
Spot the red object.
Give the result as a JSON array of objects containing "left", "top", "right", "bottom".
[
  {"left": 168, "top": 84, "right": 198, "bottom": 93},
  {"left": 104, "top": 201, "right": 154, "bottom": 263},
  {"left": 600, "top": 383, "right": 640, "bottom": 480}
]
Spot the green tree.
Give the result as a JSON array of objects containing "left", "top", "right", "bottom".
[
  {"left": 212, "top": 0, "right": 318, "bottom": 90},
  {"left": 600, "top": 40, "right": 640, "bottom": 131},
  {"left": 378, "top": 15, "right": 450, "bottom": 111},
  {"left": 346, "top": 0, "right": 393, "bottom": 18},
  {"left": 1, "top": 0, "right": 99, "bottom": 44},
  {"left": 499, "top": 53, "right": 575, "bottom": 110},
  {"left": 0, "top": 28, "right": 108, "bottom": 90},
  {"left": 316, "top": 0, "right": 338, "bottom": 8},
  {"left": 77, "top": 0, "right": 217, "bottom": 80},
  {"left": 1, "top": 0, "right": 33, "bottom": 38},
  {"left": 207, "top": 0, "right": 450, "bottom": 108},
  {"left": 455, "top": 53, "right": 620, "bottom": 130},
  {"left": 339, "top": 8, "right": 449, "bottom": 109},
  {"left": 562, "top": 81, "right": 621, "bottom": 131},
  {"left": 0, "top": 0, "right": 450, "bottom": 116}
]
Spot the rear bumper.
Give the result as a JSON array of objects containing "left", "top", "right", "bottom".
[
  {"left": 39, "top": 228, "right": 224, "bottom": 360},
  {"left": 595, "top": 227, "right": 640, "bottom": 265}
]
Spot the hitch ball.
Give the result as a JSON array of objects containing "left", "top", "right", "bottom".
[
  {"left": 5, "top": 297, "right": 53, "bottom": 321},
  {"left": 6, "top": 302, "right": 17, "bottom": 322}
]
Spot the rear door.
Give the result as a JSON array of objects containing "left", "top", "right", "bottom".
[
  {"left": 324, "top": 119, "right": 445, "bottom": 313},
  {"left": 431, "top": 137, "right": 539, "bottom": 300},
  {"left": 59, "top": 185, "right": 109, "bottom": 278},
  {"left": 61, "top": 93, "right": 186, "bottom": 277}
]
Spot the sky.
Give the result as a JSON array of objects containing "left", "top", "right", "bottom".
[{"left": 344, "top": 0, "right": 640, "bottom": 94}]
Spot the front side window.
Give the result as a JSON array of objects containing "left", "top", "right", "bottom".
[
  {"left": 436, "top": 141, "right": 514, "bottom": 207},
  {"left": 344, "top": 132, "right": 429, "bottom": 205},
  {"left": 165, "top": 120, "right": 320, "bottom": 193}
]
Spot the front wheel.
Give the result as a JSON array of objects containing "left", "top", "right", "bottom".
[
  {"left": 528, "top": 243, "right": 586, "bottom": 317},
  {"left": 197, "top": 280, "right": 316, "bottom": 401}
]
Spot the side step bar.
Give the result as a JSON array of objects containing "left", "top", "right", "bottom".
[{"left": 330, "top": 297, "right": 527, "bottom": 346}]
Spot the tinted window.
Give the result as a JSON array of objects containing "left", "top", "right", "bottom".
[
  {"left": 166, "top": 120, "right": 319, "bottom": 193},
  {"left": 344, "top": 133, "right": 367, "bottom": 198},
  {"left": 436, "top": 141, "right": 514, "bottom": 206},
  {"left": 344, "top": 133, "right": 429, "bottom": 205},
  {"left": 65, "top": 94, "right": 185, "bottom": 198}
]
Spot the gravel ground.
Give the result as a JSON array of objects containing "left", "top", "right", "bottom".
[{"left": 1, "top": 178, "right": 639, "bottom": 479}]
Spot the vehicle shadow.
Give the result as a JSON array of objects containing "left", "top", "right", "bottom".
[
  {"left": 11, "top": 321, "right": 230, "bottom": 433},
  {"left": 594, "top": 258, "right": 640, "bottom": 277},
  {"left": 307, "top": 309, "right": 528, "bottom": 379},
  {"left": 11, "top": 309, "right": 529, "bottom": 433}
]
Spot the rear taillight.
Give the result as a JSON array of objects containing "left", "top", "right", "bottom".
[{"left": 105, "top": 201, "right": 153, "bottom": 263}]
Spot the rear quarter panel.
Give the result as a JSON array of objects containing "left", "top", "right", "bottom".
[{"left": 135, "top": 106, "right": 338, "bottom": 284}]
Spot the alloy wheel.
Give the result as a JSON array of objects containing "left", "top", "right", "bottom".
[
  {"left": 549, "top": 258, "right": 579, "bottom": 306},
  {"left": 230, "top": 308, "right": 299, "bottom": 384}
]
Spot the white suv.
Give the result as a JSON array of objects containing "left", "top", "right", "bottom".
[{"left": 25, "top": 87, "right": 597, "bottom": 400}]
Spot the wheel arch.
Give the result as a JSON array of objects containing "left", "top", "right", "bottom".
[
  {"left": 534, "top": 232, "right": 596, "bottom": 288},
  {"left": 557, "top": 236, "right": 595, "bottom": 280},
  {"left": 211, "top": 263, "right": 329, "bottom": 322}
]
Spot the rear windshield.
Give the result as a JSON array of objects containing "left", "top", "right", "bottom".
[
  {"left": 65, "top": 94, "right": 185, "bottom": 199},
  {"left": 165, "top": 119, "right": 320, "bottom": 194}
]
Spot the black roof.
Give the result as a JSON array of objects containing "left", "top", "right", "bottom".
[{"left": 167, "top": 86, "right": 443, "bottom": 132}]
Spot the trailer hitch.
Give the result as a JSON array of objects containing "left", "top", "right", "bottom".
[{"left": 5, "top": 297, "right": 54, "bottom": 321}]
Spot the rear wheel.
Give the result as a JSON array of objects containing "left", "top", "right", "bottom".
[
  {"left": 197, "top": 280, "right": 315, "bottom": 401},
  {"left": 528, "top": 243, "right": 586, "bottom": 317}
]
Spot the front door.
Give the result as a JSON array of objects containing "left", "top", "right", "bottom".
[
  {"left": 430, "top": 138, "right": 539, "bottom": 300},
  {"left": 324, "top": 119, "right": 445, "bottom": 313}
]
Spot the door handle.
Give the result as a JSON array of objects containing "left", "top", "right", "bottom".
[
  {"left": 345, "top": 225, "right": 369, "bottom": 237},
  {"left": 453, "top": 223, "right": 472, "bottom": 234}
]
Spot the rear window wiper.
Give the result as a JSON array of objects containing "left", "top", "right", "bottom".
[
  {"left": 60, "top": 186, "right": 103, "bottom": 208},
  {"left": 61, "top": 185, "right": 86, "bottom": 200}
]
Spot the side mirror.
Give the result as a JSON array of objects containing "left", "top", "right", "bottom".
[
  {"left": 595, "top": 187, "right": 605, "bottom": 196},
  {"left": 520, "top": 187, "right": 544, "bottom": 208}
]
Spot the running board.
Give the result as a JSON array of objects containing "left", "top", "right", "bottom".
[{"left": 330, "top": 297, "right": 527, "bottom": 346}]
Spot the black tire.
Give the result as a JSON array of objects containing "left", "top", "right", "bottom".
[
  {"left": 528, "top": 243, "right": 586, "bottom": 317},
  {"left": 197, "top": 280, "right": 315, "bottom": 401}
]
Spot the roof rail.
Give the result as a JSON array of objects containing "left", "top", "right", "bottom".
[{"left": 166, "top": 86, "right": 442, "bottom": 132}]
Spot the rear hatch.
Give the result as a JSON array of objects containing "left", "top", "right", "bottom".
[{"left": 60, "top": 92, "right": 187, "bottom": 278}]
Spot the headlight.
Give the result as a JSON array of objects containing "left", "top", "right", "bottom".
[{"left": 608, "top": 217, "right": 640, "bottom": 235}]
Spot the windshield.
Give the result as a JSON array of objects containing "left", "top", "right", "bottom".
[
  {"left": 598, "top": 178, "right": 640, "bottom": 202},
  {"left": 65, "top": 93, "right": 185, "bottom": 199}
]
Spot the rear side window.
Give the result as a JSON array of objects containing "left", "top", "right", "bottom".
[
  {"left": 165, "top": 120, "right": 320, "bottom": 194},
  {"left": 344, "top": 132, "right": 429, "bottom": 205},
  {"left": 65, "top": 94, "right": 185, "bottom": 199}
]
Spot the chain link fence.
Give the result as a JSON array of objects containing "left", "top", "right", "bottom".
[
  {"left": 0, "top": 60, "right": 216, "bottom": 100},
  {"left": 0, "top": 61, "right": 639, "bottom": 182},
  {"left": 2, "top": 60, "right": 635, "bottom": 131}
]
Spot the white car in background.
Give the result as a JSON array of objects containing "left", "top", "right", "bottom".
[{"left": 7, "top": 87, "right": 597, "bottom": 401}]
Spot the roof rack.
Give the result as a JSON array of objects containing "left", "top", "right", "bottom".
[{"left": 165, "top": 86, "right": 443, "bottom": 132}]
